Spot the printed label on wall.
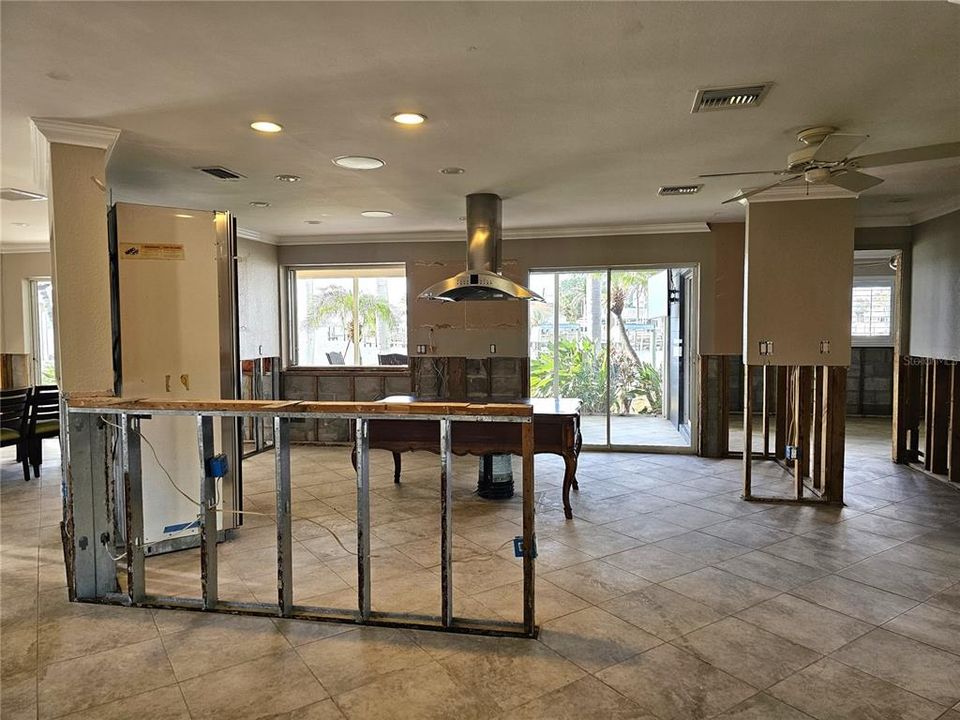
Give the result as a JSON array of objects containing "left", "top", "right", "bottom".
[{"left": 120, "top": 243, "right": 185, "bottom": 260}]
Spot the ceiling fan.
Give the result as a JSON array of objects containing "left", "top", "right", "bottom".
[{"left": 700, "top": 126, "right": 960, "bottom": 204}]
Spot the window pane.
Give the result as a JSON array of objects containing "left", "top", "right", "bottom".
[
  {"left": 851, "top": 284, "right": 892, "bottom": 338},
  {"left": 293, "top": 266, "right": 406, "bottom": 366}
]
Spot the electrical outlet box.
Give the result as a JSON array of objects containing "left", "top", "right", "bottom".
[
  {"left": 785, "top": 445, "right": 799, "bottom": 461},
  {"left": 206, "top": 453, "right": 229, "bottom": 478},
  {"left": 416, "top": 344, "right": 427, "bottom": 354},
  {"left": 489, "top": 344, "right": 497, "bottom": 354}
]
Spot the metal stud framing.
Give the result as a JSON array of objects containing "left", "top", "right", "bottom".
[{"left": 66, "top": 400, "right": 537, "bottom": 638}]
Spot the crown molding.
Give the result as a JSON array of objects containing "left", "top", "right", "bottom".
[
  {"left": 0, "top": 242, "right": 50, "bottom": 255},
  {"left": 30, "top": 118, "right": 121, "bottom": 191},
  {"left": 276, "top": 221, "right": 711, "bottom": 246},
  {"left": 742, "top": 184, "right": 857, "bottom": 203},
  {"left": 237, "top": 226, "right": 275, "bottom": 244},
  {"left": 910, "top": 198, "right": 960, "bottom": 226},
  {"left": 855, "top": 215, "right": 911, "bottom": 228}
]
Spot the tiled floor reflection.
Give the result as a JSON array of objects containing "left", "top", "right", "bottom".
[{"left": 2, "top": 419, "right": 960, "bottom": 719}]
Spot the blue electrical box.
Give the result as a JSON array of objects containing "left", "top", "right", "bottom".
[{"left": 206, "top": 453, "right": 229, "bottom": 478}]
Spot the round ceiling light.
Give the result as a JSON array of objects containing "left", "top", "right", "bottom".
[
  {"left": 333, "top": 155, "right": 385, "bottom": 170},
  {"left": 392, "top": 112, "right": 427, "bottom": 125},
  {"left": 275, "top": 174, "right": 301, "bottom": 183},
  {"left": 439, "top": 167, "right": 465, "bottom": 175},
  {"left": 361, "top": 210, "right": 393, "bottom": 218},
  {"left": 250, "top": 121, "right": 283, "bottom": 133},
  {"left": 249, "top": 201, "right": 271, "bottom": 208}
]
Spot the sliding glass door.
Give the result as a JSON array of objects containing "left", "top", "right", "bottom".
[{"left": 530, "top": 266, "right": 696, "bottom": 451}]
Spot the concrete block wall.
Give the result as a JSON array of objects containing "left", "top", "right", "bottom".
[
  {"left": 847, "top": 347, "right": 894, "bottom": 416},
  {"left": 281, "top": 369, "right": 412, "bottom": 443}
]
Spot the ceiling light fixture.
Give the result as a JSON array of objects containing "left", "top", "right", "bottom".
[
  {"left": 304, "top": 220, "right": 322, "bottom": 225},
  {"left": 250, "top": 121, "right": 283, "bottom": 133},
  {"left": 12, "top": 222, "right": 30, "bottom": 227},
  {"left": 249, "top": 201, "right": 271, "bottom": 208},
  {"left": 174, "top": 214, "right": 194, "bottom": 219},
  {"left": 333, "top": 155, "right": 385, "bottom": 170},
  {"left": 392, "top": 112, "right": 427, "bottom": 125},
  {"left": 275, "top": 174, "right": 301, "bottom": 183},
  {"left": 361, "top": 210, "right": 393, "bottom": 218},
  {"left": 439, "top": 167, "right": 465, "bottom": 175}
]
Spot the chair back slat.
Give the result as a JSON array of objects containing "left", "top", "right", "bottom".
[
  {"left": 28, "top": 385, "right": 61, "bottom": 430},
  {"left": 0, "top": 387, "right": 31, "bottom": 429}
]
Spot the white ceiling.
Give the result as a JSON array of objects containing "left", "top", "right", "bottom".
[{"left": 2, "top": 1, "right": 958, "bottom": 249}]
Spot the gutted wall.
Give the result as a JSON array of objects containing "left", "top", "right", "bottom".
[
  {"left": 910, "top": 209, "right": 960, "bottom": 361},
  {"left": 237, "top": 237, "right": 280, "bottom": 359},
  {"left": 277, "top": 222, "right": 746, "bottom": 362},
  {"left": 1, "top": 251, "right": 51, "bottom": 354}
]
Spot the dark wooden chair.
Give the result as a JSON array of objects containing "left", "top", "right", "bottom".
[
  {"left": 377, "top": 353, "right": 408, "bottom": 366},
  {"left": 26, "top": 384, "right": 60, "bottom": 479},
  {"left": 0, "top": 387, "right": 32, "bottom": 482}
]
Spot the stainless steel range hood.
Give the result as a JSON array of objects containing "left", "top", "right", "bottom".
[{"left": 419, "top": 193, "right": 543, "bottom": 302}]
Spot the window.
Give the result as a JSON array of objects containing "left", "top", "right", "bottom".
[
  {"left": 851, "top": 278, "right": 894, "bottom": 345},
  {"left": 29, "top": 278, "right": 56, "bottom": 384},
  {"left": 289, "top": 265, "right": 407, "bottom": 366}
]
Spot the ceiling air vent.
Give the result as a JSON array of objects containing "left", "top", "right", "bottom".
[
  {"left": 691, "top": 83, "right": 771, "bottom": 113},
  {"left": 658, "top": 184, "right": 702, "bottom": 196},
  {"left": 1, "top": 187, "right": 47, "bottom": 201},
  {"left": 195, "top": 166, "right": 246, "bottom": 181}
]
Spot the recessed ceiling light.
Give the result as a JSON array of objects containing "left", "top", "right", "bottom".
[
  {"left": 249, "top": 201, "right": 271, "bottom": 208},
  {"left": 174, "top": 214, "right": 194, "bottom": 218},
  {"left": 12, "top": 222, "right": 30, "bottom": 228},
  {"left": 392, "top": 112, "right": 427, "bottom": 125},
  {"left": 250, "top": 121, "right": 283, "bottom": 133},
  {"left": 275, "top": 174, "right": 301, "bottom": 183},
  {"left": 333, "top": 156, "right": 385, "bottom": 170},
  {"left": 458, "top": 216, "right": 466, "bottom": 222},
  {"left": 361, "top": 210, "right": 393, "bottom": 218},
  {"left": 304, "top": 220, "right": 322, "bottom": 225},
  {"left": 439, "top": 167, "right": 465, "bottom": 175}
]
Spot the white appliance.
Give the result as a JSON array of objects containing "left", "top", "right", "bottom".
[{"left": 108, "top": 202, "right": 240, "bottom": 553}]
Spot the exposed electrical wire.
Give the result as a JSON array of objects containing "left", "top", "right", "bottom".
[{"left": 99, "top": 416, "right": 363, "bottom": 558}]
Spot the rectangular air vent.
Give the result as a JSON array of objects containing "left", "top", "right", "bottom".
[
  {"left": 691, "top": 83, "right": 771, "bottom": 113},
  {"left": 658, "top": 185, "right": 703, "bottom": 196},
  {"left": 195, "top": 166, "right": 246, "bottom": 181},
  {"left": 1, "top": 187, "right": 47, "bottom": 201}
]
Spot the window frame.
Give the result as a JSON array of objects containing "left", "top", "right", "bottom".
[
  {"left": 851, "top": 275, "right": 895, "bottom": 347},
  {"left": 287, "top": 263, "right": 408, "bottom": 368}
]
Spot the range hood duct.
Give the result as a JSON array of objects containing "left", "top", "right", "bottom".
[{"left": 418, "top": 193, "right": 543, "bottom": 302}]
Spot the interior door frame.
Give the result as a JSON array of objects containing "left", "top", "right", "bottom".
[{"left": 528, "top": 263, "right": 700, "bottom": 454}]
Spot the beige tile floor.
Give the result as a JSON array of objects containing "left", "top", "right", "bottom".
[{"left": 3, "top": 420, "right": 960, "bottom": 720}]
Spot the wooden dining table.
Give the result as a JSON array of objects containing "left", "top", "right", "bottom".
[{"left": 352, "top": 396, "right": 583, "bottom": 518}]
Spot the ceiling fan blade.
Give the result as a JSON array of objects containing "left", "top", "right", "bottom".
[
  {"left": 722, "top": 175, "right": 802, "bottom": 204},
  {"left": 699, "top": 169, "right": 783, "bottom": 178},
  {"left": 828, "top": 169, "right": 884, "bottom": 193},
  {"left": 812, "top": 133, "right": 869, "bottom": 162},
  {"left": 850, "top": 141, "right": 960, "bottom": 169}
]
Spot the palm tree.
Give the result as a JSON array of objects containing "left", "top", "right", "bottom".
[
  {"left": 609, "top": 271, "right": 654, "bottom": 364},
  {"left": 302, "top": 285, "right": 396, "bottom": 362}
]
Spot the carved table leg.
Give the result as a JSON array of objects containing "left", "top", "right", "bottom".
[
  {"left": 562, "top": 452, "right": 578, "bottom": 519},
  {"left": 392, "top": 452, "right": 402, "bottom": 483}
]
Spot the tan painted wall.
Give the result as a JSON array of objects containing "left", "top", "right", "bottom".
[
  {"left": 0, "top": 251, "right": 51, "bottom": 354},
  {"left": 48, "top": 143, "right": 114, "bottom": 393},
  {"left": 278, "top": 222, "right": 745, "bottom": 361},
  {"left": 910, "top": 209, "right": 960, "bottom": 361},
  {"left": 744, "top": 199, "right": 855, "bottom": 366},
  {"left": 237, "top": 237, "right": 280, "bottom": 359}
]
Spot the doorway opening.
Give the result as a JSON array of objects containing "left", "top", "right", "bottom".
[
  {"left": 528, "top": 266, "right": 697, "bottom": 451},
  {"left": 29, "top": 277, "right": 56, "bottom": 385}
]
